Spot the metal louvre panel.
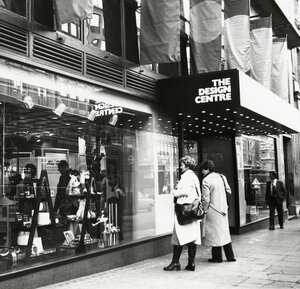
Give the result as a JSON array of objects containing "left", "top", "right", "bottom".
[
  {"left": 86, "top": 54, "right": 123, "bottom": 85},
  {"left": 33, "top": 35, "right": 82, "bottom": 72},
  {"left": 0, "top": 21, "right": 27, "bottom": 55},
  {"left": 126, "top": 70, "right": 156, "bottom": 94}
]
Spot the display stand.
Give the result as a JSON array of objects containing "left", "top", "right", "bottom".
[
  {"left": 24, "top": 170, "right": 61, "bottom": 262},
  {"left": 60, "top": 174, "right": 97, "bottom": 253},
  {"left": 75, "top": 181, "right": 91, "bottom": 254}
]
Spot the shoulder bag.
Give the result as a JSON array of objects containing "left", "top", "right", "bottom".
[{"left": 175, "top": 179, "right": 205, "bottom": 225}]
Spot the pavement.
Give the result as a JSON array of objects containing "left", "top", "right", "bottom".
[{"left": 37, "top": 218, "right": 300, "bottom": 289}]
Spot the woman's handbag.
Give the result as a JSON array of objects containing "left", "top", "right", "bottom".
[{"left": 175, "top": 198, "right": 205, "bottom": 225}]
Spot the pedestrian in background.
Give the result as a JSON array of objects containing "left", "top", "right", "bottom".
[
  {"left": 200, "top": 159, "right": 236, "bottom": 263},
  {"left": 265, "top": 171, "right": 287, "bottom": 230},
  {"left": 163, "top": 156, "right": 201, "bottom": 272}
]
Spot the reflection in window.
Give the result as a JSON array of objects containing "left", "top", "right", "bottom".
[
  {"left": 61, "top": 22, "right": 81, "bottom": 39},
  {"left": 87, "top": 11, "right": 105, "bottom": 49},
  {"left": 236, "top": 135, "right": 276, "bottom": 226}
]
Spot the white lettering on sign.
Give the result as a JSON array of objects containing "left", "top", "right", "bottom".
[
  {"left": 195, "top": 78, "right": 232, "bottom": 104},
  {"left": 94, "top": 102, "right": 123, "bottom": 117}
]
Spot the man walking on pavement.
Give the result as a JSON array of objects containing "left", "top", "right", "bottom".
[{"left": 265, "top": 171, "right": 287, "bottom": 230}]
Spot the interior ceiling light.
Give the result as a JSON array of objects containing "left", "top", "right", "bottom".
[
  {"left": 22, "top": 95, "right": 34, "bottom": 110},
  {"left": 88, "top": 109, "right": 96, "bottom": 121},
  {"left": 109, "top": 114, "right": 118, "bottom": 126},
  {"left": 53, "top": 101, "right": 66, "bottom": 116}
]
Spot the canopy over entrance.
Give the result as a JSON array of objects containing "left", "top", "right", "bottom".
[{"left": 157, "top": 69, "right": 300, "bottom": 138}]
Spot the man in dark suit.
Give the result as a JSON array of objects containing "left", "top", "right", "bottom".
[{"left": 265, "top": 171, "right": 287, "bottom": 230}]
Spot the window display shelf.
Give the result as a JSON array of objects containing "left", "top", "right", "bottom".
[
  {"left": 66, "top": 217, "right": 97, "bottom": 223},
  {"left": 16, "top": 223, "right": 65, "bottom": 231},
  {"left": 68, "top": 194, "right": 86, "bottom": 198},
  {"left": 60, "top": 239, "right": 98, "bottom": 249},
  {"left": 17, "top": 170, "right": 62, "bottom": 263}
]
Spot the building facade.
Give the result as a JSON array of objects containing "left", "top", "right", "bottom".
[{"left": 0, "top": 0, "right": 300, "bottom": 288}]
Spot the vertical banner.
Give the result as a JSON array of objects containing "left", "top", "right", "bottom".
[
  {"left": 54, "top": 0, "right": 93, "bottom": 25},
  {"left": 190, "top": 0, "right": 222, "bottom": 73},
  {"left": 140, "top": 0, "right": 181, "bottom": 64},
  {"left": 224, "top": 0, "right": 250, "bottom": 73},
  {"left": 250, "top": 17, "right": 272, "bottom": 89},
  {"left": 272, "top": 38, "right": 289, "bottom": 101}
]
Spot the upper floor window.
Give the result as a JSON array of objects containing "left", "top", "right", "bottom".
[
  {"left": 61, "top": 22, "right": 81, "bottom": 39},
  {"left": 87, "top": 1, "right": 105, "bottom": 49},
  {"left": 34, "top": 0, "right": 54, "bottom": 29},
  {"left": 0, "top": 0, "right": 26, "bottom": 17}
]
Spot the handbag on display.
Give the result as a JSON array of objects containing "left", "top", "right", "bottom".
[{"left": 175, "top": 197, "right": 205, "bottom": 225}]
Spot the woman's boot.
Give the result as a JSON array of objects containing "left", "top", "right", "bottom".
[
  {"left": 163, "top": 245, "right": 182, "bottom": 271},
  {"left": 185, "top": 243, "right": 196, "bottom": 271}
]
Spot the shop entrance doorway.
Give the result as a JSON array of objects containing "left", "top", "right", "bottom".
[{"left": 182, "top": 136, "right": 237, "bottom": 228}]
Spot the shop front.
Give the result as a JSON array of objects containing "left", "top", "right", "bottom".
[
  {"left": 158, "top": 69, "right": 300, "bottom": 233},
  {"left": 0, "top": 59, "right": 180, "bottom": 287}
]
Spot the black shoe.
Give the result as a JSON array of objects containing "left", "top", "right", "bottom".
[
  {"left": 227, "top": 258, "right": 236, "bottom": 262},
  {"left": 208, "top": 258, "right": 222, "bottom": 263},
  {"left": 269, "top": 226, "right": 275, "bottom": 230},
  {"left": 185, "top": 264, "right": 195, "bottom": 271},
  {"left": 280, "top": 226, "right": 284, "bottom": 229},
  {"left": 163, "top": 262, "right": 180, "bottom": 271}
]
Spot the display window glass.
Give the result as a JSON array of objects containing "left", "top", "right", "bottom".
[
  {"left": 236, "top": 135, "right": 277, "bottom": 226},
  {"left": 0, "top": 70, "right": 177, "bottom": 274}
]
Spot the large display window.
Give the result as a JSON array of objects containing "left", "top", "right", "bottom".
[
  {"left": 0, "top": 71, "right": 177, "bottom": 274},
  {"left": 236, "top": 135, "right": 277, "bottom": 225}
]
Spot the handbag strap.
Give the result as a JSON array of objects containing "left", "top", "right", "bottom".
[
  {"left": 210, "top": 204, "right": 226, "bottom": 216},
  {"left": 219, "top": 173, "right": 230, "bottom": 207},
  {"left": 219, "top": 174, "right": 227, "bottom": 192}
]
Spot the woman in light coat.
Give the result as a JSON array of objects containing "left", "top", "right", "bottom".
[
  {"left": 163, "top": 156, "right": 201, "bottom": 272},
  {"left": 200, "top": 159, "right": 236, "bottom": 263}
]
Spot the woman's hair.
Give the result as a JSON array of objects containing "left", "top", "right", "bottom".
[
  {"left": 24, "top": 163, "right": 37, "bottom": 178},
  {"left": 180, "top": 156, "right": 196, "bottom": 170},
  {"left": 199, "top": 160, "right": 215, "bottom": 172}
]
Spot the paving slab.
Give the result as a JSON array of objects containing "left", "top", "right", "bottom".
[{"left": 37, "top": 218, "right": 300, "bottom": 289}]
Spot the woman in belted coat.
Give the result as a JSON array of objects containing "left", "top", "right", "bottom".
[
  {"left": 163, "top": 156, "right": 201, "bottom": 272},
  {"left": 200, "top": 159, "right": 236, "bottom": 263}
]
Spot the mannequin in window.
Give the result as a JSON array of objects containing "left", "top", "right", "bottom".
[{"left": 100, "top": 169, "right": 126, "bottom": 240}]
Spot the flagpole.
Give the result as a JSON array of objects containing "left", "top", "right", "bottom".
[
  {"left": 221, "top": 0, "right": 225, "bottom": 71},
  {"left": 120, "top": 0, "right": 126, "bottom": 65}
]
